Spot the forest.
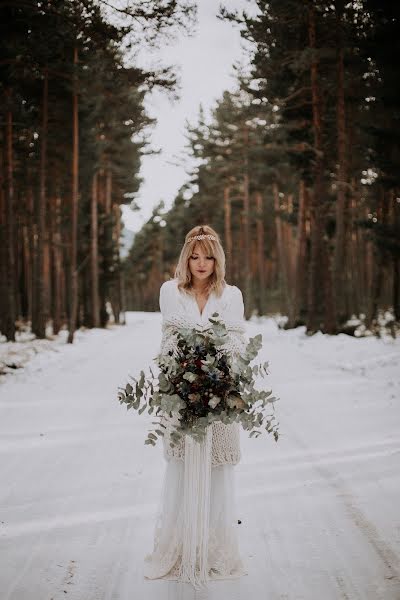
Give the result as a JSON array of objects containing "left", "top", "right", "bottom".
[
  {"left": 1, "top": 0, "right": 400, "bottom": 341},
  {"left": 0, "top": 0, "right": 195, "bottom": 343},
  {"left": 126, "top": 0, "right": 400, "bottom": 336}
]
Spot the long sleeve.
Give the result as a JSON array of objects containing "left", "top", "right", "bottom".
[
  {"left": 158, "top": 281, "right": 186, "bottom": 461},
  {"left": 159, "top": 280, "right": 172, "bottom": 317},
  {"left": 159, "top": 281, "right": 179, "bottom": 357},
  {"left": 158, "top": 281, "right": 242, "bottom": 468},
  {"left": 221, "top": 286, "right": 248, "bottom": 357}
]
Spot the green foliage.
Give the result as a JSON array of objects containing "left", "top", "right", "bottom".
[
  {"left": 122, "top": 0, "right": 400, "bottom": 329},
  {"left": 123, "top": 82, "right": 284, "bottom": 314},
  {"left": 0, "top": 0, "right": 197, "bottom": 334},
  {"left": 117, "top": 312, "right": 280, "bottom": 446}
]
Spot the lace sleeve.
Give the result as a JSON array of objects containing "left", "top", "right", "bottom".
[
  {"left": 221, "top": 286, "right": 248, "bottom": 357},
  {"left": 158, "top": 282, "right": 244, "bottom": 468},
  {"left": 158, "top": 281, "right": 185, "bottom": 460},
  {"left": 159, "top": 282, "right": 179, "bottom": 357}
]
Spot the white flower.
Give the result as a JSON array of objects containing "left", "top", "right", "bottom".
[{"left": 208, "top": 395, "right": 221, "bottom": 409}]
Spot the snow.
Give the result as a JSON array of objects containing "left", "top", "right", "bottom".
[{"left": 0, "top": 311, "right": 399, "bottom": 599}]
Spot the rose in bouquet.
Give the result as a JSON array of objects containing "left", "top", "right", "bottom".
[{"left": 117, "top": 312, "right": 279, "bottom": 448}]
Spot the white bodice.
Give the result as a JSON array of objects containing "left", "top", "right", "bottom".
[
  {"left": 159, "top": 278, "right": 247, "bottom": 356},
  {"left": 157, "top": 278, "right": 247, "bottom": 467}
]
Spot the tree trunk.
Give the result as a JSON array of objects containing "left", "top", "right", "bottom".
[
  {"left": 223, "top": 184, "right": 232, "bottom": 282},
  {"left": 0, "top": 148, "right": 6, "bottom": 334},
  {"left": 242, "top": 126, "right": 251, "bottom": 317},
  {"left": 26, "top": 187, "right": 34, "bottom": 325},
  {"left": 255, "top": 190, "right": 266, "bottom": 314},
  {"left": 105, "top": 164, "right": 112, "bottom": 215},
  {"left": 33, "top": 67, "right": 49, "bottom": 338},
  {"left": 51, "top": 192, "right": 63, "bottom": 334},
  {"left": 5, "top": 101, "right": 16, "bottom": 340},
  {"left": 20, "top": 221, "right": 28, "bottom": 318},
  {"left": 90, "top": 171, "right": 100, "bottom": 327},
  {"left": 112, "top": 201, "right": 122, "bottom": 324},
  {"left": 393, "top": 195, "right": 400, "bottom": 321},
  {"left": 97, "top": 168, "right": 108, "bottom": 327},
  {"left": 283, "top": 195, "right": 296, "bottom": 326},
  {"left": 306, "top": 3, "right": 326, "bottom": 333},
  {"left": 366, "top": 188, "right": 388, "bottom": 327},
  {"left": 394, "top": 254, "right": 400, "bottom": 322},
  {"left": 322, "top": 236, "right": 336, "bottom": 333},
  {"left": 333, "top": 0, "right": 348, "bottom": 327},
  {"left": 273, "top": 183, "right": 293, "bottom": 322},
  {"left": 68, "top": 46, "right": 79, "bottom": 343},
  {"left": 119, "top": 267, "right": 126, "bottom": 325},
  {"left": 295, "top": 180, "right": 308, "bottom": 323}
]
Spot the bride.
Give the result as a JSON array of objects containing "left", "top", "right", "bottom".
[{"left": 143, "top": 224, "right": 249, "bottom": 588}]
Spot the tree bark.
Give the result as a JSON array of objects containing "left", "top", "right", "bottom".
[
  {"left": 367, "top": 188, "right": 388, "bottom": 327},
  {"left": 105, "top": 165, "right": 112, "bottom": 215},
  {"left": 51, "top": 192, "right": 63, "bottom": 334},
  {"left": 295, "top": 180, "right": 308, "bottom": 323},
  {"left": 393, "top": 254, "right": 400, "bottom": 322},
  {"left": 242, "top": 126, "right": 251, "bottom": 317},
  {"left": 5, "top": 100, "right": 16, "bottom": 340},
  {"left": 112, "top": 202, "right": 123, "bottom": 324},
  {"left": 284, "top": 194, "right": 296, "bottom": 326},
  {"left": 306, "top": 3, "right": 327, "bottom": 333},
  {"left": 333, "top": 0, "right": 348, "bottom": 326},
  {"left": 223, "top": 184, "right": 232, "bottom": 282},
  {"left": 33, "top": 67, "right": 48, "bottom": 338},
  {"left": 393, "top": 194, "right": 400, "bottom": 321},
  {"left": 68, "top": 46, "right": 79, "bottom": 343},
  {"left": 0, "top": 148, "right": 6, "bottom": 334},
  {"left": 90, "top": 171, "right": 100, "bottom": 327},
  {"left": 255, "top": 190, "right": 266, "bottom": 314},
  {"left": 273, "top": 183, "right": 293, "bottom": 323}
]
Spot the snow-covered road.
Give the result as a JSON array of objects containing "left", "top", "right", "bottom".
[{"left": 1, "top": 312, "right": 399, "bottom": 600}]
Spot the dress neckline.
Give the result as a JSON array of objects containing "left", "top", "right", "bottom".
[
  {"left": 193, "top": 289, "right": 213, "bottom": 317},
  {"left": 174, "top": 280, "right": 229, "bottom": 319}
]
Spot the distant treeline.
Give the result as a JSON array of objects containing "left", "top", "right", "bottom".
[
  {"left": 0, "top": 0, "right": 195, "bottom": 342},
  {"left": 125, "top": 0, "right": 400, "bottom": 335}
]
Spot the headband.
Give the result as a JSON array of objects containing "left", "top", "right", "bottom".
[{"left": 186, "top": 234, "right": 217, "bottom": 243}]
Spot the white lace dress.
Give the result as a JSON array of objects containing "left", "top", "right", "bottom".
[{"left": 143, "top": 279, "right": 249, "bottom": 588}]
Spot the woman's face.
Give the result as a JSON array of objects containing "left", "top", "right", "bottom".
[{"left": 188, "top": 243, "right": 215, "bottom": 282}]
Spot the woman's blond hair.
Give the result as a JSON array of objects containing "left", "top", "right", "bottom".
[{"left": 174, "top": 225, "right": 226, "bottom": 297}]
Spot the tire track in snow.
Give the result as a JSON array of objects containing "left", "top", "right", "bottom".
[
  {"left": 333, "top": 572, "right": 351, "bottom": 600},
  {"left": 289, "top": 426, "right": 400, "bottom": 597}
]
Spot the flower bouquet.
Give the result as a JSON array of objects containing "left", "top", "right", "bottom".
[{"left": 117, "top": 312, "right": 279, "bottom": 448}]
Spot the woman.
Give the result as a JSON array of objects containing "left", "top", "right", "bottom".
[{"left": 143, "top": 224, "right": 248, "bottom": 588}]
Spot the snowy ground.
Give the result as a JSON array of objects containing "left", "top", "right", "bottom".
[{"left": 0, "top": 311, "right": 399, "bottom": 600}]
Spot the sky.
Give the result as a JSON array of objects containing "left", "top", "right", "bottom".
[{"left": 120, "top": 0, "right": 254, "bottom": 237}]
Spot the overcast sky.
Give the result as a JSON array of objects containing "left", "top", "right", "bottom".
[{"left": 121, "top": 0, "right": 253, "bottom": 235}]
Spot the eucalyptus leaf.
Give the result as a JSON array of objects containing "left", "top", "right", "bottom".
[
  {"left": 118, "top": 310, "right": 280, "bottom": 449},
  {"left": 183, "top": 372, "right": 197, "bottom": 382}
]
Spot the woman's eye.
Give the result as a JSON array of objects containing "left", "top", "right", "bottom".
[{"left": 190, "top": 255, "right": 213, "bottom": 260}]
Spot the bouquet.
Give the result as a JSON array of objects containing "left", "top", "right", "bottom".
[{"left": 117, "top": 312, "right": 279, "bottom": 448}]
